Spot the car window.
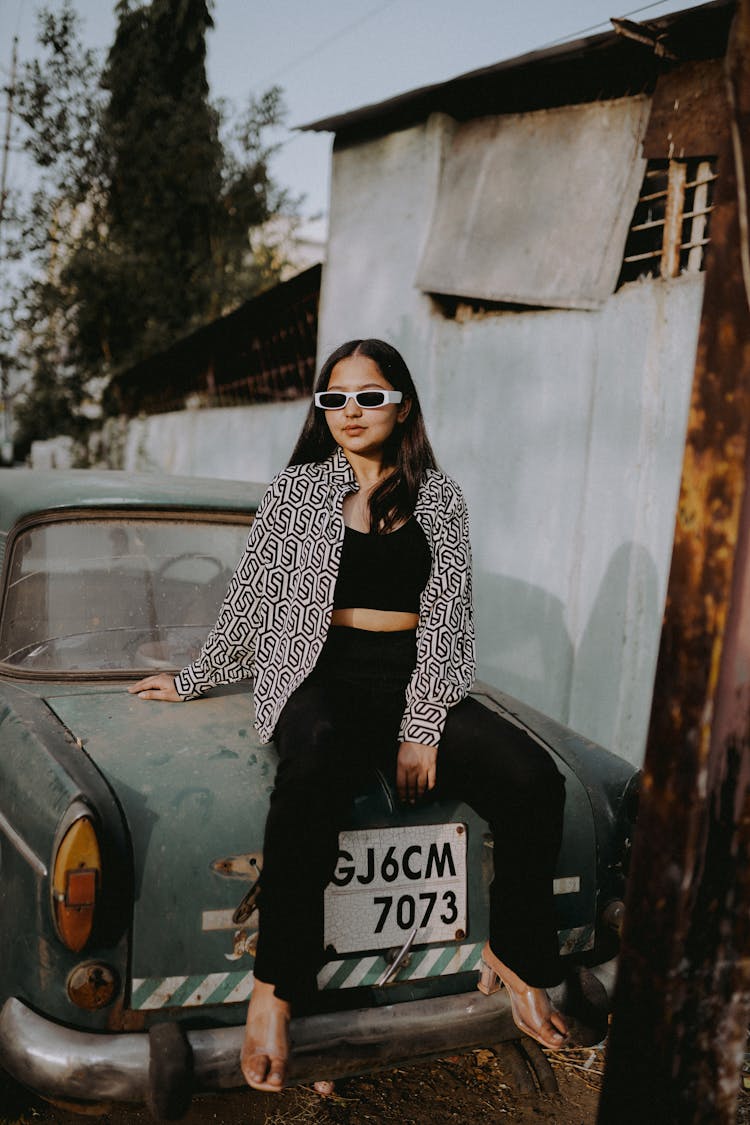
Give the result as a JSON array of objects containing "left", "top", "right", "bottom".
[{"left": 0, "top": 516, "right": 251, "bottom": 675}]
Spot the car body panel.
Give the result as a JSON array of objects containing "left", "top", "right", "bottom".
[
  {"left": 45, "top": 684, "right": 275, "bottom": 983},
  {"left": 0, "top": 470, "right": 266, "bottom": 533},
  {"left": 42, "top": 680, "right": 600, "bottom": 1001},
  {"left": 0, "top": 680, "right": 132, "bottom": 1031}
]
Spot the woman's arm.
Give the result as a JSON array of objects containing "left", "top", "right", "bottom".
[
  {"left": 174, "top": 478, "right": 285, "bottom": 698},
  {"left": 399, "top": 482, "right": 476, "bottom": 747},
  {"left": 131, "top": 478, "right": 284, "bottom": 703}
]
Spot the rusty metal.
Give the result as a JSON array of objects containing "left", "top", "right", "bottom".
[
  {"left": 231, "top": 880, "right": 261, "bottom": 926},
  {"left": 643, "top": 59, "right": 727, "bottom": 159},
  {"left": 228, "top": 928, "right": 257, "bottom": 960},
  {"left": 611, "top": 18, "right": 679, "bottom": 61},
  {"left": 598, "top": 1, "right": 750, "bottom": 1120},
  {"left": 210, "top": 852, "right": 263, "bottom": 881},
  {"left": 66, "top": 963, "right": 118, "bottom": 1011}
]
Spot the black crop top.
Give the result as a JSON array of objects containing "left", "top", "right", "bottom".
[{"left": 333, "top": 518, "right": 432, "bottom": 614}]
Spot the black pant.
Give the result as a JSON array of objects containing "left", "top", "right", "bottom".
[{"left": 253, "top": 627, "right": 566, "bottom": 1007}]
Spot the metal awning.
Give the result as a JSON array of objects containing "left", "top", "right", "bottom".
[{"left": 415, "top": 97, "right": 650, "bottom": 310}]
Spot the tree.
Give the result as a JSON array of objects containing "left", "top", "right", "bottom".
[
  {"left": 1, "top": 2, "right": 105, "bottom": 458},
  {"left": 4, "top": 0, "right": 295, "bottom": 459}
]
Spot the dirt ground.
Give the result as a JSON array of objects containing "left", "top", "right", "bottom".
[{"left": 2, "top": 1043, "right": 750, "bottom": 1125}]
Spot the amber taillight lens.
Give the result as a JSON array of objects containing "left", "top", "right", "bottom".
[{"left": 52, "top": 816, "right": 101, "bottom": 952}]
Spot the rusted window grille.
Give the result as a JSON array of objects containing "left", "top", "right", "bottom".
[{"left": 617, "top": 158, "right": 717, "bottom": 287}]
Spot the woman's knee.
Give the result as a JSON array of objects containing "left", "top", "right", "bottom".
[
  {"left": 441, "top": 701, "right": 565, "bottom": 812},
  {"left": 519, "top": 737, "right": 566, "bottom": 818}
]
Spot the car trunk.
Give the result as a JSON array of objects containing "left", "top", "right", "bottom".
[{"left": 44, "top": 686, "right": 598, "bottom": 1019}]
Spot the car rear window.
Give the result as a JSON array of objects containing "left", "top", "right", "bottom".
[{"left": 0, "top": 516, "right": 251, "bottom": 675}]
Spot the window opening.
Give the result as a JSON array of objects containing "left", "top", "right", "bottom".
[{"left": 617, "top": 158, "right": 717, "bottom": 287}]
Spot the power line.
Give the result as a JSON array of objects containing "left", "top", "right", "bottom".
[
  {"left": 255, "top": 0, "right": 404, "bottom": 87},
  {"left": 540, "top": 0, "right": 707, "bottom": 49}
]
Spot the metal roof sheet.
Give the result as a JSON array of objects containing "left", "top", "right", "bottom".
[{"left": 299, "top": 0, "right": 733, "bottom": 141}]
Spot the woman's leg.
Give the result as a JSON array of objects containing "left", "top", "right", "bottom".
[
  {"left": 242, "top": 675, "right": 368, "bottom": 1091},
  {"left": 435, "top": 697, "right": 568, "bottom": 1047},
  {"left": 255, "top": 674, "right": 369, "bottom": 1000},
  {"left": 243, "top": 628, "right": 415, "bottom": 1089}
]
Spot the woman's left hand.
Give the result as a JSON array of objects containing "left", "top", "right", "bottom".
[{"left": 396, "top": 741, "right": 438, "bottom": 804}]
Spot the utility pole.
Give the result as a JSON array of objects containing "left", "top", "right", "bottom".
[
  {"left": 598, "top": 0, "right": 750, "bottom": 1121},
  {"left": 0, "top": 35, "right": 18, "bottom": 464},
  {"left": 0, "top": 35, "right": 18, "bottom": 231}
]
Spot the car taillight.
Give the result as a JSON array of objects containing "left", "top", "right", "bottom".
[{"left": 52, "top": 815, "right": 101, "bottom": 952}]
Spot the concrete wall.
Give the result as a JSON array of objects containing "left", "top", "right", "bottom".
[
  {"left": 316, "top": 110, "right": 702, "bottom": 766},
  {"left": 121, "top": 400, "right": 309, "bottom": 483},
  {"left": 30, "top": 436, "right": 75, "bottom": 470}
]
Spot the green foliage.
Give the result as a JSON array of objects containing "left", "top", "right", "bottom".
[
  {"left": 12, "top": 353, "right": 88, "bottom": 459},
  {"left": 4, "top": 0, "right": 296, "bottom": 456}
]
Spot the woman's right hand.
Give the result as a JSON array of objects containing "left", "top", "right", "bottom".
[{"left": 128, "top": 673, "right": 183, "bottom": 702}]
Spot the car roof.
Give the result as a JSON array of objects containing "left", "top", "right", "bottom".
[{"left": 0, "top": 470, "right": 267, "bottom": 534}]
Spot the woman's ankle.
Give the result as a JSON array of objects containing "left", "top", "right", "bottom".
[
  {"left": 483, "top": 942, "right": 559, "bottom": 995},
  {"left": 248, "top": 978, "right": 291, "bottom": 1013}
]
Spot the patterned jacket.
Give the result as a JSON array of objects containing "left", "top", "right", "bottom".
[{"left": 175, "top": 446, "right": 476, "bottom": 746}]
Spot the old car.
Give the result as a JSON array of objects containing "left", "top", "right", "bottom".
[{"left": 0, "top": 470, "right": 638, "bottom": 1117}]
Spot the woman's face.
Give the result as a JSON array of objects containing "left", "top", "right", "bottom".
[{"left": 323, "top": 355, "right": 409, "bottom": 459}]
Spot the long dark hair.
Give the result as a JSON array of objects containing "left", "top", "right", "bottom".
[{"left": 288, "top": 339, "right": 438, "bottom": 533}]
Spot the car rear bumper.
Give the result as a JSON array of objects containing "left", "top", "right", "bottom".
[{"left": 0, "top": 960, "right": 617, "bottom": 1106}]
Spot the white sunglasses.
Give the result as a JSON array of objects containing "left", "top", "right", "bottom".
[{"left": 314, "top": 390, "right": 403, "bottom": 410}]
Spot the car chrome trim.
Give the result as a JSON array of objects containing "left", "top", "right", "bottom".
[
  {"left": 375, "top": 925, "right": 419, "bottom": 986},
  {"left": 0, "top": 966, "right": 617, "bottom": 1104},
  {"left": 0, "top": 809, "right": 47, "bottom": 877}
]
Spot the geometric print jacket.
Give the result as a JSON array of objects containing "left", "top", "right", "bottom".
[{"left": 175, "top": 445, "right": 476, "bottom": 746}]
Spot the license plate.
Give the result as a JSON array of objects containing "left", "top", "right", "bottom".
[{"left": 324, "top": 823, "right": 467, "bottom": 954}]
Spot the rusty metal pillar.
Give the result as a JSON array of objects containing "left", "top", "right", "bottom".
[{"left": 598, "top": 2, "right": 750, "bottom": 1122}]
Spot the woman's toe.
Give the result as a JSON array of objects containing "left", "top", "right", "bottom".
[
  {"left": 267, "top": 1059, "right": 286, "bottom": 1088},
  {"left": 242, "top": 1052, "right": 267, "bottom": 1086}
]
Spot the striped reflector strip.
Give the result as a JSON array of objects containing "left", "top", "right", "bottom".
[
  {"left": 318, "top": 940, "right": 484, "bottom": 990},
  {"left": 130, "top": 941, "right": 484, "bottom": 1010},
  {"left": 131, "top": 970, "right": 255, "bottom": 1011}
]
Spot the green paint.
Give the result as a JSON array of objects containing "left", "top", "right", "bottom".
[{"left": 210, "top": 746, "right": 239, "bottom": 760}]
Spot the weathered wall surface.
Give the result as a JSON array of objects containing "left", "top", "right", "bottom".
[
  {"left": 317, "top": 110, "right": 702, "bottom": 766},
  {"left": 120, "top": 400, "right": 309, "bottom": 483}
]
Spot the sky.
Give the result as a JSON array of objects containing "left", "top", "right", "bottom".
[{"left": 0, "top": 0, "right": 714, "bottom": 229}]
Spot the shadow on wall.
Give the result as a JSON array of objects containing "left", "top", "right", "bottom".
[
  {"left": 570, "top": 542, "right": 661, "bottom": 761},
  {"left": 475, "top": 542, "right": 660, "bottom": 765},
  {"left": 476, "top": 571, "right": 575, "bottom": 725}
]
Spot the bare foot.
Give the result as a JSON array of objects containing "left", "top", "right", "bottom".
[
  {"left": 240, "top": 979, "right": 291, "bottom": 1092},
  {"left": 481, "top": 942, "right": 568, "bottom": 1050}
]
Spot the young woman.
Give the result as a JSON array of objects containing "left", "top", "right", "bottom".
[{"left": 130, "top": 338, "right": 569, "bottom": 1093}]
